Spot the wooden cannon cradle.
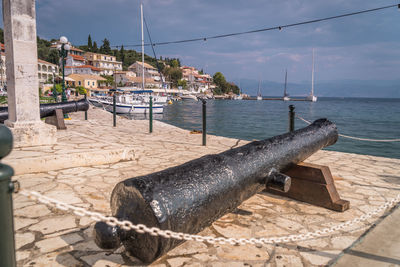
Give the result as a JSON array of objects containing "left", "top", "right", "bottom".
[{"left": 268, "top": 162, "right": 349, "bottom": 212}]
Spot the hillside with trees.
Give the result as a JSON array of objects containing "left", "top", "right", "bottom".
[{"left": 213, "top": 72, "right": 240, "bottom": 95}]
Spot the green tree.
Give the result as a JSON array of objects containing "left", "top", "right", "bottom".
[
  {"left": 213, "top": 72, "right": 230, "bottom": 95},
  {"left": 76, "top": 86, "right": 87, "bottom": 95},
  {"left": 93, "top": 41, "right": 98, "bottom": 52},
  {"left": 55, "top": 84, "right": 63, "bottom": 93},
  {"left": 100, "top": 38, "right": 111, "bottom": 55},
  {"left": 119, "top": 45, "right": 125, "bottom": 64},
  {"left": 47, "top": 49, "right": 59, "bottom": 66},
  {"left": 0, "top": 28, "right": 3, "bottom": 44},
  {"left": 171, "top": 59, "right": 179, "bottom": 68},
  {"left": 87, "top": 34, "right": 93, "bottom": 51},
  {"left": 177, "top": 79, "right": 187, "bottom": 89},
  {"left": 164, "top": 67, "right": 182, "bottom": 87},
  {"left": 101, "top": 75, "right": 115, "bottom": 87}
]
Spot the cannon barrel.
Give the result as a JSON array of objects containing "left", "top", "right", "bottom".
[
  {"left": 0, "top": 99, "right": 89, "bottom": 123},
  {"left": 94, "top": 118, "right": 338, "bottom": 263}
]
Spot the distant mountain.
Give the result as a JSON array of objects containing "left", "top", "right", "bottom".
[{"left": 239, "top": 79, "right": 400, "bottom": 98}]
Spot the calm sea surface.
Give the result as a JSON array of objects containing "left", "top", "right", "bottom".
[{"left": 134, "top": 98, "right": 400, "bottom": 159}]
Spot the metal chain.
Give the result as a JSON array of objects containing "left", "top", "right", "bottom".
[
  {"left": 19, "top": 189, "right": 400, "bottom": 246},
  {"left": 295, "top": 115, "right": 400, "bottom": 142}
]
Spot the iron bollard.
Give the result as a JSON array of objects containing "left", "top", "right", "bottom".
[
  {"left": 0, "top": 125, "right": 16, "bottom": 267},
  {"left": 289, "top": 105, "right": 295, "bottom": 132},
  {"left": 113, "top": 94, "right": 116, "bottom": 127},
  {"left": 149, "top": 96, "right": 153, "bottom": 133},
  {"left": 202, "top": 99, "right": 206, "bottom": 146},
  {"left": 84, "top": 94, "right": 88, "bottom": 121}
]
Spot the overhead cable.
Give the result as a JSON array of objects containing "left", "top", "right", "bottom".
[{"left": 111, "top": 4, "right": 398, "bottom": 48}]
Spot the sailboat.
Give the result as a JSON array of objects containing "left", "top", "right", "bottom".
[
  {"left": 283, "top": 69, "right": 290, "bottom": 101},
  {"left": 234, "top": 79, "right": 243, "bottom": 100},
  {"left": 306, "top": 49, "right": 318, "bottom": 102},
  {"left": 257, "top": 79, "right": 262, "bottom": 100}
]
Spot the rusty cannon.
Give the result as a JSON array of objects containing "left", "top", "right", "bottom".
[
  {"left": 94, "top": 118, "right": 349, "bottom": 263},
  {"left": 0, "top": 99, "right": 89, "bottom": 124}
]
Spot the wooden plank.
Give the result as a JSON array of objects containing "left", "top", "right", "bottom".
[{"left": 267, "top": 163, "right": 350, "bottom": 212}]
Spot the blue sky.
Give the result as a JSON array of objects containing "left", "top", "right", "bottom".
[{"left": 2, "top": 0, "right": 400, "bottom": 83}]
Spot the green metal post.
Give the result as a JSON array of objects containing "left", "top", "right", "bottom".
[
  {"left": 52, "top": 73, "right": 58, "bottom": 102},
  {"left": 149, "top": 96, "right": 153, "bottom": 133},
  {"left": 202, "top": 99, "right": 206, "bottom": 146},
  {"left": 289, "top": 105, "right": 295, "bottom": 132},
  {"left": 84, "top": 94, "right": 88, "bottom": 121},
  {"left": 60, "top": 44, "right": 69, "bottom": 118},
  {"left": 0, "top": 125, "right": 16, "bottom": 267},
  {"left": 113, "top": 94, "right": 116, "bottom": 127}
]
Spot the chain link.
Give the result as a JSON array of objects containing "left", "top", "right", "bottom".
[
  {"left": 295, "top": 115, "right": 400, "bottom": 142},
  {"left": 19, "top": 189, "right": 400, "bottom": 246}
]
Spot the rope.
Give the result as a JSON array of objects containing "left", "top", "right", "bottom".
[{"left": 295, "top": 115, "right": 400, "bottom": 142}]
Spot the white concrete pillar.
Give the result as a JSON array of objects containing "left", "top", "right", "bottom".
[{"left": 2, "top": 0, "right": 56, "bottom": 147}]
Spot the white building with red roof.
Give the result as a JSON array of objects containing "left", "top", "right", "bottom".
[
  {"left": 66, "top": 54, "right": 86, "bottom": 67},
  {"left": 38, "top": 59, "right": 59, "bottom": 88},
  {"left": 65, "top": 65, "right": 101, "bottom": 76}
]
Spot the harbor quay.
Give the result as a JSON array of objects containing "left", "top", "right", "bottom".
[{"left": 8, "top": 106, "right": 400, "bottom": 266}]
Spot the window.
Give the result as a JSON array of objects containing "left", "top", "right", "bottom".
[
  {"left": 87, "top": 81, "right": 90, "bottom": 86},
  {"left": 78, "top": 81, "right": 81, "bottom": 85}
]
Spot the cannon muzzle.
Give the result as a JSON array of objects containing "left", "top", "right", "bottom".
[
  {"left": 0, "top": 99, "right": 89, "bottom": 123},
  {"left": 94, "top": 118, "right": 338, "bottom": 263}
]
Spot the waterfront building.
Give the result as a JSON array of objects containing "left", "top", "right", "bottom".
[
  {"left": 67, "top": 74, "right": 106, "bottom": 95},
  {"left": 65, "top": 65, "right": 101, "bottom": 76},
  {"left": 66, "top": 54, "right": 86, "bottom": 67},
  {"left": 38, "top": 59, "right": 59, "bottom": 89},
  {"left": 125, "top": 76, "right": 161, "bottom": 89},
  {"left": 128, "top": 61, "right": 160, "bottom": 81},
  {"left": 85, "top": 52, "right": 122, "bottom": 76},
  {"left": 114, "top": 71, "right": 137, "bottom": 86},
  {"left": 181, "top": 66, "right": 213, "bottom": 92},
  {"left": 0, "top": 50, "right": 6, "bottom": 88}
]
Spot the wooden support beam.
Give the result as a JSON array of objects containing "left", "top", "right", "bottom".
[
  {"left": 267, "top": 162, "right": 350, "bottom": 212},
  {"left": 45, "top": 109, "right": 66, "bottom": 130}
]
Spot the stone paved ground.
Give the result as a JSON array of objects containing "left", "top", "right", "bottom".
[{"left": 10, "top": 106, "right": 400, "bottom": 266}]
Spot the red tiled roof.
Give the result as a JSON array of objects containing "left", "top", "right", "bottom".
[
  {"left": 38, "top": 59, "right": 57, "bottom": 66},
  {"left": 0, "top": 43, "right": 4, "bottom": 51},
  {"left": 70, "top": 47, "right": 84, "bottom": 52},
  {"left": 70, "top": 54, "right": 85, "bottom": 61},
  {"left": 76, "top": 65, "right": 101, "bottom": 71},
  {"left": 65, "top": 65, "right": 101, "bottom": 72}
]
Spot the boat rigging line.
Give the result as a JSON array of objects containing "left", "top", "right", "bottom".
[
  {"left": 111, "top": 4, "right": 399, "bottom": 48},
  {"left": 143, "top": 14, "right": 166, "bottom": 91}
]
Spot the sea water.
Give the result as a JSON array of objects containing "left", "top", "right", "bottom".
[{"left": 160, "top": 98, "right": 400, "bottom": 159}]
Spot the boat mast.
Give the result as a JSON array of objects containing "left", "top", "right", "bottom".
[
  {"left": 141, "top": 3, "right": 145, "bottom": 90},
  {"left": 311, "top": 48, "right": 314, "bottom": 96},
  {"left": 258, "top": 79, "right": 261, "bottom": 96},
  {"left": 284, "top": 69, "right": 287, "bottom": 97}
]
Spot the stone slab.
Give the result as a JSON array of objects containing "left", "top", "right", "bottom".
[
  {"left": 5, "top": 147, "right": 135, "bottom": 175},
  {"left": 333, "top": 206, "right": 400, "bottom": 267}
]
